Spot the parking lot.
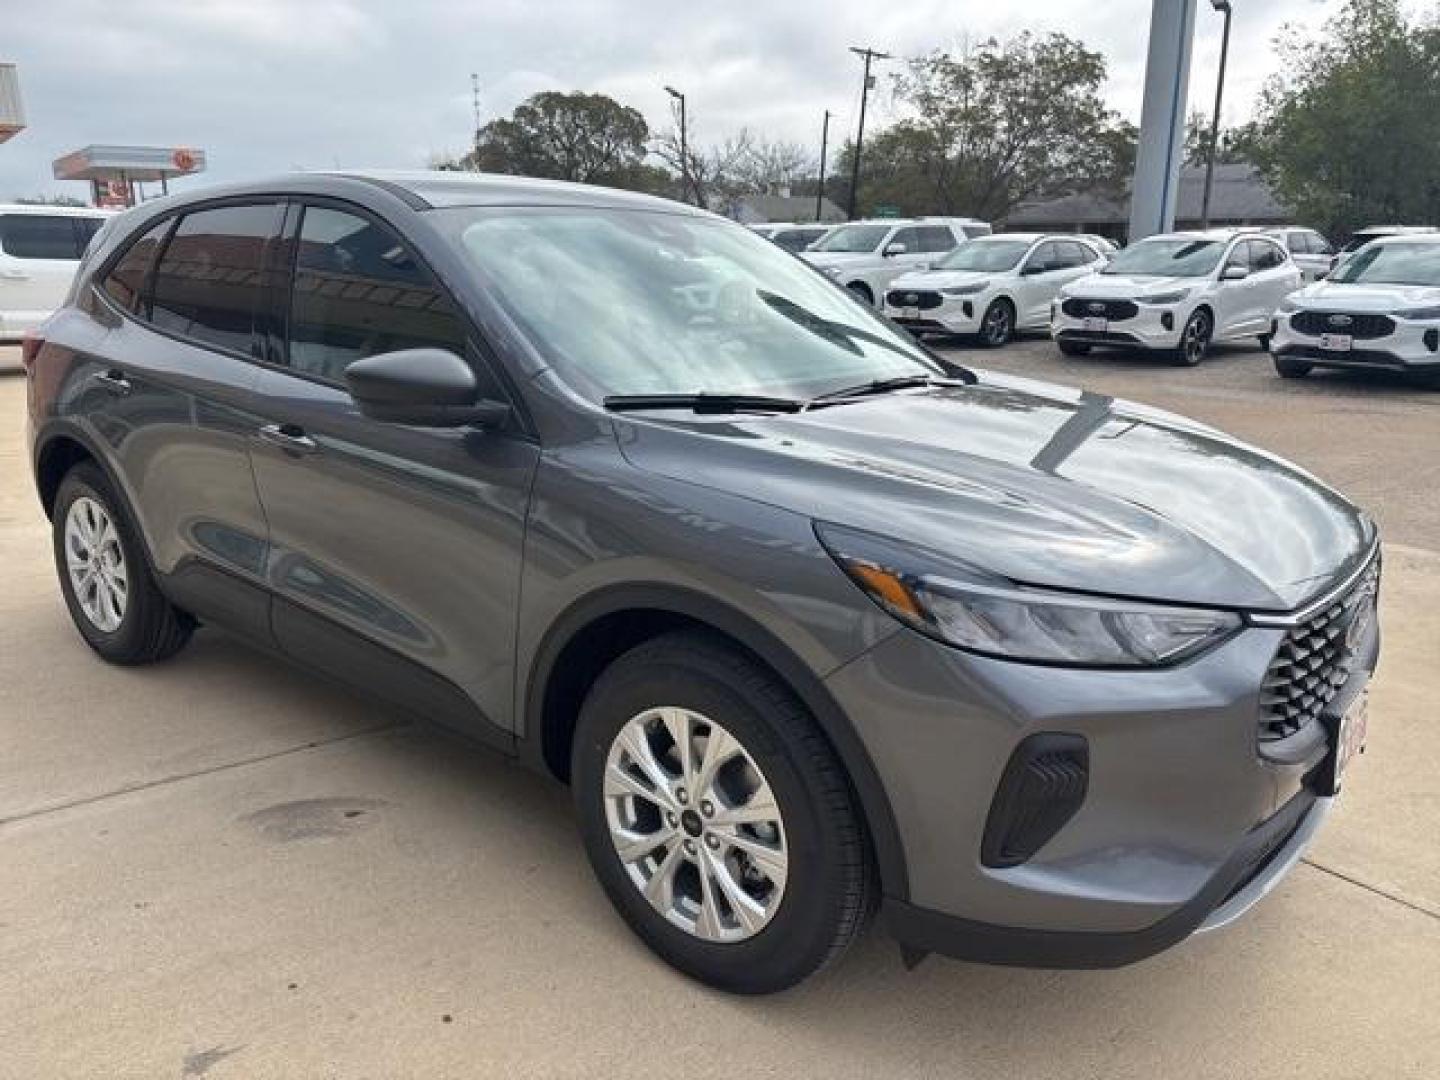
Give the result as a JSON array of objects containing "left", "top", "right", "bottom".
[{"left": 2, "top": 338, "right": 1438, "bottom": 1078}]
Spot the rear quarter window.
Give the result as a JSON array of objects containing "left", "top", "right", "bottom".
[{"left": 99, "top": 219, "right": 172, "bottom": 313}]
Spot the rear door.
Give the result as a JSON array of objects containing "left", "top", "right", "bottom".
[
  {"left": 0, "top": 213, "right": 102, "bottom": 336},
  {"left": 247, "top": 199, "right": 539, "bottom": 744},
  {"left": 1249, "top": 238, "right": 1300, "bottom": 326},
  {"left": 86, "top": 201, "right": 280, "bottom": 640}
]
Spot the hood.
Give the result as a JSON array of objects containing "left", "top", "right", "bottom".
[
  {"left": 614, "top": 375, "right": 1373, "bottom": 612},
  {"left": 1295, "top": 280, "right": 1440, "bottom": 311},
  {"left": 890, "top": 269, "right": 994, "bottom": 290},
  {"left": 1061, "top": 273, "right": 1196, "bottom": 298}
]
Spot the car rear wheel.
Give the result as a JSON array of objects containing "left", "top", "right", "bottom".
[
  {"left": 52, "top": 462, "right": 194, "bottom": 664},
  {"left": 1056, "top": 338, "right": 1092, "bottom": 357},
  {"left": 1174, "top": 309, "right": 1211, "bottom": 366},
  {"left": 571, "top": 631, "right": 875, "bottom": 994},
  {"left": 978, "top": 299, "right": 1015, "bottom": 347},
  {"left": 1273, "top": 355, "right": 1313, "bottom": 379}
]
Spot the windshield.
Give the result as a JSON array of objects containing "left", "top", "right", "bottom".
[
  {"left": 811, "top": 223, "right": 892, "bottom": 253},
  {"left": 1102, "top": 238, "right": 1226, "bottom": 277},
  {"left": 933, "top": 239, "right": 1030, "bottom": 272},
  {"left": 1340, "top": 232, "right": 1390, "bottom": 255},
  {"left": 438, "top": 207, "right": 940, "bottom": 400},
  {"left": 1331, "top": 241, "right": 1440, "bottom": 286}
]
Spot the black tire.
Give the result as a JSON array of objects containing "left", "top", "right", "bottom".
[
  {"left": 1173, "top": 309, "right": 1211, "bottom": 366},
  {"left": 1273, "top": 355, "right": 1313, "bottom": 379},
  {"left": 846, "top": 282, "right": 874, "bottom": 307},
  {"left": 978, "top": 298, "right": 1015, "bottom": 347},
  {"left": 1056, "top": 338, "right": 1092, "bottom": 357},
  {"left": 571, "top": 630, "right": 875, "bottom": 994},
  {"left": 52, "top": 462, "right": 194, "bottom": 664}
]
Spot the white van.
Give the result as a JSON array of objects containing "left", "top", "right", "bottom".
[{"left": 0, "top": 204, "right": 112, "bottom": 341}]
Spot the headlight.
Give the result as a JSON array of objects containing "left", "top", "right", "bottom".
[
  {"left": 940, "top": 281, "right": 989, "bottom": 296},
  {"left": 824, "top": 266, "right": 843, "bottom": 278},
  {"left": 1277, "top": 296, "right": 1301, "bottom": 313},
  {"left": 818, "top": 523, "right": 1241, "bottom": 667},
  {"left": 1394, "top": 305, "right": 1440, "bottom": 320},
  {"left": 1138, "top": 289, "right": 1191, "bottom": 305}
]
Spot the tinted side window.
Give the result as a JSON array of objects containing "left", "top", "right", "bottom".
[
  {"left": 1307, "top": 232, "right": 1333, "bottom": 255},
  {"left": 100, "top": 219, "right": 172, "bottom": 313},
  {"left": 0, "top": 214, "right": 91, "bottom": 260},
  {"left": 1283, "top": 232, "right": 1304, "bottom": 253},
  {"left": 149, "top": 204, "right": 275, "bottom": 354},
  {"left": 1028, "top": 242, "right": 1061, "bottom": 271},
  {"left": 1054, "top": 241, "right": 1089, "bottom": 268},
  {"left": 1224, "top": 242, "right": 1251, "bottom": 272},
  {"left": 1254, "top": 240, "right": 1286, "bottom": 270},
  {"left": 888, "top": 227, "right": 922, "bottom": 253},
  {"left": 287, "top": 205, "right": 466, "bottom": 384},
  {"left": 917, "top": 226, "right": 958, "bottom": 253}
]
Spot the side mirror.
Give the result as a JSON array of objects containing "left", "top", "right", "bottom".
[
  {"left": 883, "top": 241, "right": 908, "bottom": 256},
  {"left": 1221, "top": 265, "right": 1250, "bottom": 282},
  {"left": 344, "top": 348, "right": 510, "bottom": 428}
]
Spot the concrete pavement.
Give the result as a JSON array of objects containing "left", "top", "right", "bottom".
[{"left": 2, "top": 343, "right": 1438, "bottom": 1078}]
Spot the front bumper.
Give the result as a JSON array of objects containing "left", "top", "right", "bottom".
[
  {"left": 885, "top": 294, "right": 987, "bottom": 334},
  {"left": 1273, "top": 313, "right": 1440, "bottom": 370},
  {"left": 825, "top": 606, "right": 1371, "bottom": 967},
  {"left": 1051, "top": 303, "right": 1183, "bottom": 351}
]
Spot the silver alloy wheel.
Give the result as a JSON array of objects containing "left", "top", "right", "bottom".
[
  {"left": 983, "top": 302, "right": 1012, "bottom": 345},
  {"left": 1183, "top": 311, "right": 1210, "bottom": 363},
  {"left": 64, "top": 496, "right": 128, "bottom": 633},
  {"left": 603, "top": 706, "right": 788, "bottom": 943}
]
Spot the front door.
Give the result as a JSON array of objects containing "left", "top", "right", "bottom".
[{"left": 248, "top": 201, "right": 539, "bottom": 745}]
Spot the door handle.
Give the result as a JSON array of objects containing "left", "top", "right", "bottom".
[
  {"left": 257, "top": 423, "right": 319, "bottom": 455},
  {"left": 93, "top": 370, "right": 132, "bottom": 395}
]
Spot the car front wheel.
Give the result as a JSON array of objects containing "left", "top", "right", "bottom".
[
  {"left": 52, "top": 462, "right": 194, "bottom": 664},
  {"left": 1174, "top": 309, "right": 1211, "bottom": 366},
  {"left": 571, "top": 631, "right": 874, "bottom": 994},
  {"left": 978, "top": 299, "right": 1015, "bottom": 347}
]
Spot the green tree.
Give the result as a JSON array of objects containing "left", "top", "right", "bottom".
[
  {"left": 452, "top": 91, "right": 653, "bottom": 188},
  {"left": 1246, "top": 0, "right": 1440, "bottom": 236},
  {"left": 845, "top": 32, "right": 1132, "bottom": 219}
]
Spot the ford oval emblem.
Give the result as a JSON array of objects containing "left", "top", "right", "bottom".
[
  {"left": 1328, "top": 313, "right": 1353, "bottom": 327},
  {"left": 906, "top": 293, "right": 919, "bottom": 304},
  {"left": 1088, "top": 301, "right": 1106, "bottom": 313}
]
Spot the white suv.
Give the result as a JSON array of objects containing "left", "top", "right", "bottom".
[
  {"left": 883, "top": 233, "right": 1107, "bottom": 346},
  {"left": 1266, "top": 227, "right": 1335, "bottom": 282},
  {"left": 801, "top": 217, "right": 991, "bottom": 307},
  {"left": 1052, "top": 230, "right": 1302, "bottom": 366},
  {"left": 1270, "top": 234, "right": 1440, "bottom": 379},
  {"left": 0, "top": 204, "right": 113, "bottom": 341}
]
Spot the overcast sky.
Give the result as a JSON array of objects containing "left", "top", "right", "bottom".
[{"left": 3, "top": 0, "right": 1340, "bottom": 201}]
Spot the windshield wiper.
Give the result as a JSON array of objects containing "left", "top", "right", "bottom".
[
  {"left": 604, "top": 392, "right": 806, "bottom": 415},
  {"left": 812, "top": 374, "right": 968, "bottom": 402}
]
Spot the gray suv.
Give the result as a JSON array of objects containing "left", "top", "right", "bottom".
[{"left": 24, "top": 172, "right": 1380, "bottom": 993}]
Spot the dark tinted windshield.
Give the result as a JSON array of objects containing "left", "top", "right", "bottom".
[
  {"left": 1340, "top": 231, "right": 1390, "bottom": 255},
  {"left": 934, "top": 239, "right": 1030, "bottom": 272},
  {"left": 811, "top": 223, "right": 892, "bottom": 253},
  {"left": 440, "top": 207, "right": 940, "bottom": 399},
  {"left": 1103, "top": 238, "right": 1226, "bottom": 277},
  {"left": 1331, "top": 241, "right": 1440, "bottom": 286}
]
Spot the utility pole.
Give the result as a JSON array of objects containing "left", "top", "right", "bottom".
[
  {"left": 470, "top": 73, "right": 482, "bottom": 163},
  {"left": 815, "top": 110, "right": 832, "bottom": 222},
  {"left": 846, "top": 46, "right": 890, "bottom": 221},
  {"left": 665, "top": 85, "right": 689, "bottom": 204},
  {"left": 1200, "top": 0, "right": 1234, "bottom": 230}
]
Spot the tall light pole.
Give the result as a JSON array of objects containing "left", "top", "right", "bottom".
[
  {"left": 846, "top": 46, "right": 890, "bottom": 220},
  {"left": 1200, "top": 0, "right": 1233, "bottom": 230},
  {"left": 815, "top": 110, "right": 832, "bottom": 222},
  {"left": 665, "top": 85, "right": 689, "bottom": 205}
]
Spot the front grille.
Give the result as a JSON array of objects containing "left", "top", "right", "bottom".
[
  {"left": 1062, "top": 298, "right": 1139, "bottom": 321},
  {"left": 1056, "top": 329, "right": 1141, "bottom": 345},
  {"left": 1258, "top": 559, "right": 1380, "bottom": 743},
  {"left": 1291, "top": 310, "right": 1395, "bottom": 339},
  {"left": 885, "top": 289, "right": 943, "bottom": 310}
]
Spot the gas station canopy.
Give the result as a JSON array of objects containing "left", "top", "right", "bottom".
[{"left": 53, "top": 144, "right": 206, "bottom": 183}]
